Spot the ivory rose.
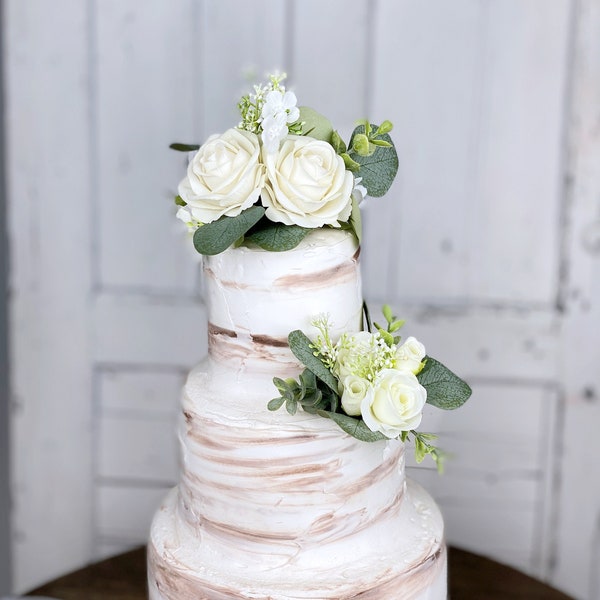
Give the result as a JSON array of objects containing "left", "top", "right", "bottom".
[
  {"left": 261, "top": 135, "right": 353, "bottom": 227},
  {"left": 178, "top": 128, "right": 264, "bottom": 224},
  {"left": 395, "top": 336, "right": 426, "bottom": 374},
  {"left": 340, "top": 375, "right": 372, "bottom": 416},
  {"left": 361, "top": 369, "right": 427, "bottom": 438}
]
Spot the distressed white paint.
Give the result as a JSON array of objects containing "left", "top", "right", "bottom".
[
  {"left": 5, "top": 1, "right": 599, "bottom": 599},
  {"left": 555, "top": 0, "right": 600, "bottom": 598},
  {"left": 365, "top": 0, "right": 571, "bottom": 306},
  {"left": 5, "top": 0, "right": 94, "bottom": 591},
  {"left": 95, "top": 0, "right": 199, "bottom": 293}
]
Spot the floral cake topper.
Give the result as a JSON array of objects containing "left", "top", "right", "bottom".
[{"left": 171, "top": 73, "right": 398, "bottom": 255}]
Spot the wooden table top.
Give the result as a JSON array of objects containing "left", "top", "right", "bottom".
[{"left": 27, "top": 545, "right": 574, "bottom": 600}]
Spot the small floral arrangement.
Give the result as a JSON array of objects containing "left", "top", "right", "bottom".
[
  {"left": 268, "top": 305, "right": 472, "bottom": 471},
  {"left": 171, "top": 73, "right": 398, "bottom": 255}
]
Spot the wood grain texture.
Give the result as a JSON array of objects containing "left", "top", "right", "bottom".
[
  {"left": 0, "top": 1, "right": 12, "bottom": 591},
  {"left": 5, "top": 0, "right": 94, "bottom": 591},
  {"left": 95, "top": 0, "right": 199, "bottom": 292},
  {"left": 555, "top": 0, "right": 600, "bottom": 598},
  {"left": 364, "top": 0, "right": 571, "bottom": 305}
]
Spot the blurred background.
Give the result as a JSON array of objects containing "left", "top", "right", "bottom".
[{"left": 1, "top": 0, "right": 599, "bottom": 598}]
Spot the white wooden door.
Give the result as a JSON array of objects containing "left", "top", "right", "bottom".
[{"left": 5, "top": 2, "right": 599, "bottom": 599}]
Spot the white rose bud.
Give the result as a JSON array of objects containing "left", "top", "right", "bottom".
[
  {"left": 261, "top": 135, "right": 353, "bottom": 228},
  {"left": 361, "top": 369, "right": 427, "bottom": 438},
  {"left": 178, "top": 128, "right": 264, "bottom": 224},
  {"left": 395, "top": 336, "right": 426, "bottom": 374},
  {"left": 341, "top": 375, "right": 372, "bottom": 416}
]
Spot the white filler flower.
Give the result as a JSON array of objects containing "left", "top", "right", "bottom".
[{"left": 260, "top": 90, "right": 300, "bottom": 153}]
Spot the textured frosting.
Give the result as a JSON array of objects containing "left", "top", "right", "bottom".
[{"left": 148, "top": 230, "right": 446, "bottom": 599}]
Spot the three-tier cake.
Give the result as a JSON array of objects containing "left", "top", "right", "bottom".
[{"left": 148, "top": 73, "right": 470, "bottom": 600}]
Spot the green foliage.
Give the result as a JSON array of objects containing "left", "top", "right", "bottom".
[
  {"left": 411, "top": 431, "right": 446, "bottom": 473},
  {"left": 349, "top": 195, "right": 362, "bottom": 244},
  {"left": 417, "top": 356, "right": 472, "bottom": 410},
  {"left": 331, "top": 130, "right": 347, "bottom": 154},
  {"left": 193, "top": 205, "right": 265, "bottom": 255},
  {"left": 341, "top": 152, "right": 361, "bottom": 172},
  {"left": 347, "top": 124, "right": 399, "bottom": 197},
  {"left": 174, "top": 195, "right": 187, "bottom": 207},
  {"left": 170, "top": 142, "right": 200, "bottom": 152},
  {"left": 373, "top": 304, "right": 405, "bottom": 345},
  {"left": 317, "top": 411, "right": 388, "bottom": 442},
  {"left": 297, "top": 106, "right": 333, "bottom": 142},
  {"left": 352, "top": 133, "right": 374, "bottom": 157},
  {"left": 288, "top": 330, "right": 338, "bottom": 392},
  {"left": 245, "top": 221, "right": 311, "bottom": 252},
  {"left": 268, "top": 368, "right": 330, "bottom": 416}
]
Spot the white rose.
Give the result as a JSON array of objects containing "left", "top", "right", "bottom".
[
  {"left": 341, "top": 375, "right": 372, "bottom": 416},
  {"left": 261, "top": 135, "right": 354, "bottom": 228},
  {"left": 395, "top": 336, "right": 426, "bottom": 374},
  {"left": 178, "top": 128, "right": 264, "bottom": 224},
  {"left": 361, "top": 369, "right": 427, "bottom": 438}
]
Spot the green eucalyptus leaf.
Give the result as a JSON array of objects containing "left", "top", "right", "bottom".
[
  {"left": 170, "top": 142, "right": 200, "bottom": 152},
  {"left": 348, "top": 125, "right": 398, "bottom": 197},
  {"left": 349, "top": 194, "right": 362, "bottom": 243},
  {"left": 382, "top": 304, "right": 394, "bottom": 323},
  {"left": 417, "top": 356, "right": 472, "bottom": 410},
  {"left": 341, "top": 153, "right": 361, "bottom": 172},
  {"left": 352, "top": 133, "right": 372, "bottom": 156},
  {"left": 193, "top": 206, "right": 265, "bottom": 255},
  {"left": 246, "top": 222, "right": 311, "bottom": 252},
  {"left": 268, "top": 397, "right": 286, "bottom": 411},
  {"left": 376, "top": 120, "right": 393, "bottom": 135},
  {"left": 300, "top": 388, "right": 323, "bottom": 408},
  {"left": 288, "top": 330, "right": 338, "bottom": 392},
  {"left": 174, "top": 195, "right": 187, "bottom": 207},
  {"left": 286, "top": 397, "right": 298, "bottom": 416},
  {"left": 297, "top": 106, "right": 333, "bottom": 142},
  {"left": 379, "top": 329, "right": 394, "bottom": 347},
  {"left": 299, "top": 369, "right": 317, "bottom": 393},
  {"left": 389, "top": 319, "right": 405, "bottom": 333},
  {"left": 414, "top": 436, "right": 427, "bottom": 463},
  {"left": 370, "top": 139, "right": 392, "bottom": 148},
  {"left": 273, "top": 377, "right": 289, "bottom": 395},
  {"left": 331, "top": 130, "right": 347, "bottom": 154},
  {"left": 317, "top": 411, "right": 388, "bottom": 442}
]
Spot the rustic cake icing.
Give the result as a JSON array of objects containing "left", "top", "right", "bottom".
[
  {"left": 148, "top": 73, "right": 470, "bottom": 599},
  {"left": 148, "top": 230, "right": 446, "bottom": 599}
]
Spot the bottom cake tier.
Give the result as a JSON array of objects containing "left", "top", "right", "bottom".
[{"left": 148, "top": 479, "right": 446, "bottom": 600}]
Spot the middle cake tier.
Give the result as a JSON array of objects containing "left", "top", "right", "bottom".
[{"left": 176, "top": 360, "right": 409, "bottom": 570}]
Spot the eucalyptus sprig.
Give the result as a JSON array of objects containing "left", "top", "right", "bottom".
[{"left": 373, "top": 303, "right": 405, "bottom": 347}]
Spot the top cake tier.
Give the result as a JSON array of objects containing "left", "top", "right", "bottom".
[{"left": 204, "top": 229, "right": 363, "bottom": 371}]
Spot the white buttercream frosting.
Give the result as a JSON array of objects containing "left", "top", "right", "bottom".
[{"left": 148, "top": 230, "right": 446, "bottom": 599}]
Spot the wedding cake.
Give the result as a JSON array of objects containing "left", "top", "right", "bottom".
[{"left": 148, "top": 74, "right": 470, "bottom": 599}]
